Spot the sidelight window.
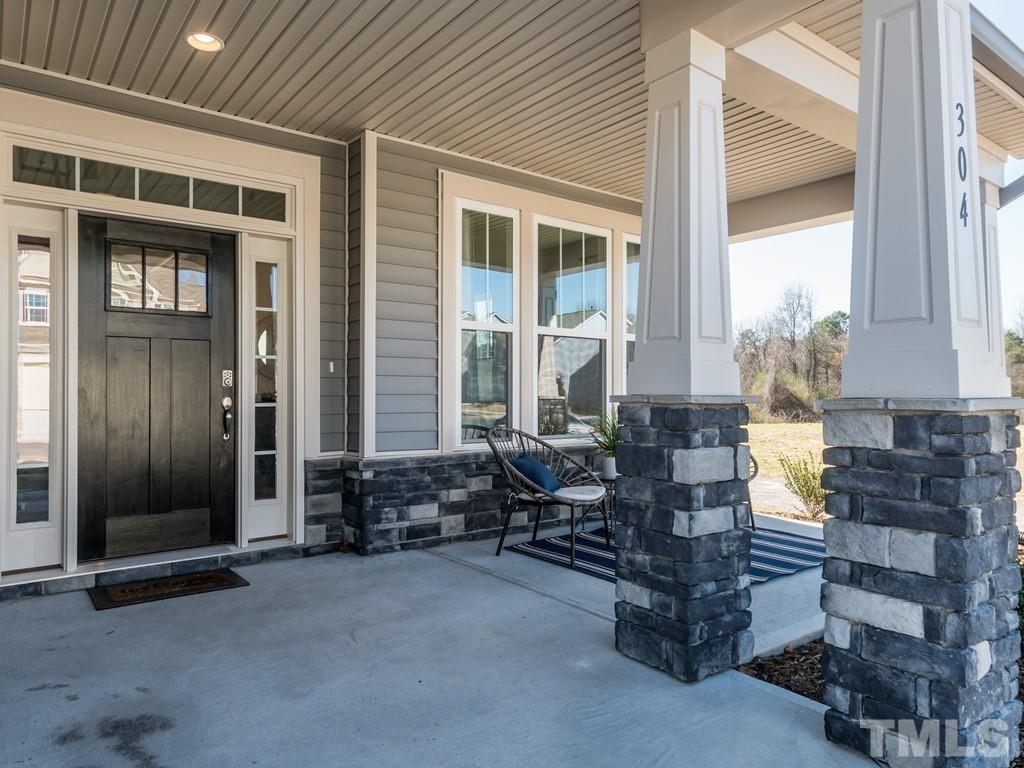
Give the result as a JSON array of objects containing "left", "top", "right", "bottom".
[
  {"left": 15, "top": 236, "right": 53, "bottom": 525},
  {"left": 254, "top": 261, "right": 279, "bottom": 501}
]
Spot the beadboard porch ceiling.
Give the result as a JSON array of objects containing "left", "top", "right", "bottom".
[{"left": 0, "top": 0, "right": 1021, "bottom": 202}]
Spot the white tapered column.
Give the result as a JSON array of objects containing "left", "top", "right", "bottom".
[
  {"left": 628, "top": 29, "right": 740, "bottom": 396},
  {"left": 842, "top": 0, "right": 1009, "bottom": 398}
]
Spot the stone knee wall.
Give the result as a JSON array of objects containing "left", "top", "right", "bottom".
[
  {"left": 613, "top": 399, "right": 754, "bottom": 682},
  {"left": 305, "top": 448, "right": 596, "bottom": 554},
  {"left": 820, "top": 407, "right": 1022, "bottom": 765}
]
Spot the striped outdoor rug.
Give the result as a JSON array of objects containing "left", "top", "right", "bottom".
[{"left": 506, "top": 525, "right": 826, "bottom": 584}]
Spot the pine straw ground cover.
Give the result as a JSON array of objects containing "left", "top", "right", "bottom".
[{"left": 739, "top": 578, "right": 1024, "bottom": 767}]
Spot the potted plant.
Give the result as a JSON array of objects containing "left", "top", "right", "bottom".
[{"left": 591, "top": 411, "right": 620, "bottom": 478}]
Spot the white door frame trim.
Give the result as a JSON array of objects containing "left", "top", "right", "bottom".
[{"left": 0, "top": 99, "right": 317, "bottom": 577}]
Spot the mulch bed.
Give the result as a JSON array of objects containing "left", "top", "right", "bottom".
[
  {"left": 738, "top": 640, "right": 825, "bottom": 704},
  {"left": 739, "top": 616, "right": 1024, "bottom": 767}
]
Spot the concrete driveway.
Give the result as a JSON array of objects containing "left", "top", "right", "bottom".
[{"left": 0, "top": 527, "right": 868, "bottom": 768}]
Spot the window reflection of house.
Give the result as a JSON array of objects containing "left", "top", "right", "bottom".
[{"left": 16, "top": 239, "right": 52, "bottom": 524}]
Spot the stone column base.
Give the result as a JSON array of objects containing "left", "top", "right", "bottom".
[
  {"left": 612, "top": 396, "right": 756, "bottom": 682},
  {"left": 819, "top": 399, "right": 1024, "bottom": 767}
]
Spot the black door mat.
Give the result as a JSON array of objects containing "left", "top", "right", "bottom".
[{"left": 87, "top": 568, "right": 249, "bottom": 610}]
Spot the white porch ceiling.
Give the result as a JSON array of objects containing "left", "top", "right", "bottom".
[
  {"left": 0, "top": 0, "right": 1018, "bottom": 201},
  {"left": 793, "top": 0, "right": 1024, "bottom": 156}
]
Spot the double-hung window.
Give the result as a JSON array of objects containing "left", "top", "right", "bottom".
[
  {"left": 535, "top": 219, "right": 610, "bottom": 437},
  {"left": 457, "top": 203, "right": 517, "bottom": 443}
]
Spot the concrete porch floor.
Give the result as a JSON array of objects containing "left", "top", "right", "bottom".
[{"left": 0, "top": 519, "right": 867, "bottom": 768}]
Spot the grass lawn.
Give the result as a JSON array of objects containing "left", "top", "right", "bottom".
[{"left": 747, "top": 422, "right": 825, "bottom": 481}]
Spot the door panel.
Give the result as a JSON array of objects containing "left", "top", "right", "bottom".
[
  {"left": 170, "top": 338, "right": 211, "bottom": 514},
  {"left": 78, "top": 216, "right": 235, "bottom": 561},
  {"left": 105, "top": 336, "right": 150, "bottom": 519}
]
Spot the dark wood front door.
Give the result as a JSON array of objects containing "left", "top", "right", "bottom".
[{"left": 78, "top": 216, "right": 236, "bottom": 561}]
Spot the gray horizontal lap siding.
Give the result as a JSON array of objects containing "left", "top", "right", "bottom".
[
  {"left": 376, "top": 143, "right": 439, "bottom": 453},
  {"left": 372, "top": 138, "right": 640, "bottom": 455},
  {"left": 321, "top": 152, "right": 347, "bottom": 453}
]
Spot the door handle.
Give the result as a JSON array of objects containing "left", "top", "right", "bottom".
[{"left": 222, "top": 396, "right": 233, "bottom": 442}]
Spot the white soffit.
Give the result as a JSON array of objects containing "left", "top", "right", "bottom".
[
  {"left": 0, "top": 0, "right": 1021, "bottom": 200},
  {"left": 792, "top": 0, "right": 1024, "bottom": 156}
]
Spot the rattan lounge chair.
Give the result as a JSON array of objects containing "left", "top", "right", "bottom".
[{"left": 486, "top": 427, "right": 610, "bottom": 567}]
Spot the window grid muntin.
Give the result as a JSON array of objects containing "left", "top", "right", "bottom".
[{"left": 105, "top": 240, "right": 209, "bottom": 316}]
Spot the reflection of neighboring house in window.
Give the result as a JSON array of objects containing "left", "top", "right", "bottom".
[
  {"left": 16, "top": 247, "right": 52, "bottom": 467},
  {"left": 20, "top": 289, "right": 49, "bottom": 325}
]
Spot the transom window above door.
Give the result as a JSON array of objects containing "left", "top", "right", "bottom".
[{"left": 108, "top": 243, "right": 208, "bottom": 314}]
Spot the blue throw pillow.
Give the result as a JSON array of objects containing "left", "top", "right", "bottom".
[{"left": 510, "top": 453, "right": 561, "bottom": 493}]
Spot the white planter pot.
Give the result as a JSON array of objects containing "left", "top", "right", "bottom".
[{"left": 602, "top": 456, "right": 617, "bottom": 479}]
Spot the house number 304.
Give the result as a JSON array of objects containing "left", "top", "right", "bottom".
[{"left": 955, "top": 102, "right": 968, "bottom": 227}]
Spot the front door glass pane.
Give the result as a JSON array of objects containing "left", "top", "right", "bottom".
[
  {"left": 537, "top": 335, "right": 604, "bottom": 436},
  {"left": 145, "top": 249, "right": 176, "bottom": 310},
  {"left": 461, "top": 330, "right": 509, "bottom": 441},
  {"left": 16, "top": 236, "right": 52, "bottom": 524},
  {"left": 110, "top": 244, "right": 143, "bottom": 308},
  {"left": 178, "top": 253, "right": 207, "bottom": 313}
]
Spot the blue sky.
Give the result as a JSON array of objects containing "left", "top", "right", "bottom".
[{"left": 731, "top": 0, "right": 1024, "bottom": 332}]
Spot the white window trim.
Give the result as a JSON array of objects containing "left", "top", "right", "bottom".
[
  {"left": 454, "top": 198, "right": 520, "bottom": 450},
  {"left": 439, "top": 171, "right": 641, "bottom": 454}
]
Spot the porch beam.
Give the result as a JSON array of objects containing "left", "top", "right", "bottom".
[
  {"left": 639, "top": 0, "right": 820, "bottom": 52},
  {"left": 728, "top": 173, "right": 854, "bottom": 243},
  {"left": 727, "top": 25, "right": 859, "bottom": 151}
]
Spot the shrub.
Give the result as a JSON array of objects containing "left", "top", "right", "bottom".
[{"left": 779, "top": 452, "right": 826, "bottom": 520}]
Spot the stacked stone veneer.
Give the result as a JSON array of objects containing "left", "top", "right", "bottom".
[
  {"left": 304, "top": 448, "right": 596, "bottom": 554},
  {"left": 820, "top": 406, "right": 1022, "bottom": 766},
  {"left": 613, "top": 399, "right": 755, "bottom": 682}
]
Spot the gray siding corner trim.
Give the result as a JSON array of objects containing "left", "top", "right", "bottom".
[{"left": 347, "top": 138, "right": 363, "bottom": 453}]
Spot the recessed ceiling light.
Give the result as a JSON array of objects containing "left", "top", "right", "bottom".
[{"left": 186, "top": 32, "right": 224, "bottom": 52}]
